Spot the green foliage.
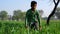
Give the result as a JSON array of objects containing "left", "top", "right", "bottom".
[
  {"left": 0, "top": 11, "right": 8, "bottom": 20},
  {"left": 55, "top": 7, "right": 60, "bottom": 19},
  {"left": 13, "top": 10, "right": 26, "bottom": 21},
  {"left": 0, "top": 20, "right": 60, "bottom": 34}
]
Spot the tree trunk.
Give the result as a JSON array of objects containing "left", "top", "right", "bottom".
[{"left": 47, "top": 0, "right": 60, "bottom": 25}]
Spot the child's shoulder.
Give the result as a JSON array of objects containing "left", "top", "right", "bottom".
[
  {"left": 26, "top": 9, "right": 31, "bottom": 13},
  {"left": 35, "top": 10, "right": 39, "bottom": 13}
]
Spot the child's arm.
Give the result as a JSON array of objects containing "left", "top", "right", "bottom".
[
  {"left": 25, "top": 12, "right": 28, "bottom": 28},
  {"left": 37, "top": 11, "right": 40, "bottom": 27}
]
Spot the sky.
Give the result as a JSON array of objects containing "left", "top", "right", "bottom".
[{"left": 0, "top": 0, "right": 60, "bottom": 17}]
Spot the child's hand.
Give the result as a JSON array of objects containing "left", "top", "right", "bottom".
[
  {"left": 25, "top": 26, "right": 28, "bottom": 29},
  {"left": 39, "top": 26, "right": 42, "bottom": 31}
]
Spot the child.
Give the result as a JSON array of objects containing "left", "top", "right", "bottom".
[{"left": 25, "top": 1, "right": 41, "bottom": 30}]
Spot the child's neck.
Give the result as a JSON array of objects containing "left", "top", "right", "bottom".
[{"left": 31, "top": 8, "right": 35, "bottom": 11}]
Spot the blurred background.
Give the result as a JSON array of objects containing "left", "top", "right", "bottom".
[{"left": 0, "top": 0, "right": 60, "bottom": 21}]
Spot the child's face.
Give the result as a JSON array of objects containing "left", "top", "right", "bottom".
[{"left": 31, "top": 4, "right": 37, "bottom": 10}]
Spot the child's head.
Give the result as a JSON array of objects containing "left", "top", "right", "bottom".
[{"left": 31, "top": 1, "right": 37, "bottom": 10}]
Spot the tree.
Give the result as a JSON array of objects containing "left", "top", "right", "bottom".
[
  {"left": 39, "top": 10, "right": 44, "bottom": 17},
  {"left": 13, "top": 10, "right": 22, "bottom": 21},
  {"left": 0, "top": 11, "right": 8, "bottom": 20},
  {"left": 47, "top": 0, "right": 60, "bottom": 25},
  {"left": 54, "top": 7, "right": 60, "bottom": 19},
  {"left": 21, "top": 12, "right": 26, "bottom": 20},
  {"left": 13, "top": 10, "right": 26, "bottom": 21}
]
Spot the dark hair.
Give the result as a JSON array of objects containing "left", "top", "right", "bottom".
[{"left": 31, "top": 1, "right": 37, "bottom": 7}]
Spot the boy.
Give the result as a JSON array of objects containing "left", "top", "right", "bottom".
[{"left": 25, "top": 1, "right": 41, "bottom": 30}]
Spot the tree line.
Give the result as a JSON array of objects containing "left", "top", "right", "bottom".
[
  {"left": 0, "top": 10, "right": 43, "bottom": 21},
  {"left": 0, "top": 7, "right": 60, "bottom": 21}
]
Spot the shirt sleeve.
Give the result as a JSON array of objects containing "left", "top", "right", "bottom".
[
  {"left": 25, "top": 12, "right": 28, "bottom": 27},
  {"left": 37, "top": 11, "right": 40, "bottom": 27}
]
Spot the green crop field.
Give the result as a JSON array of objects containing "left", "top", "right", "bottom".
[{"left": 0, "top": 20, "right": 60, "bottom": 34}]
